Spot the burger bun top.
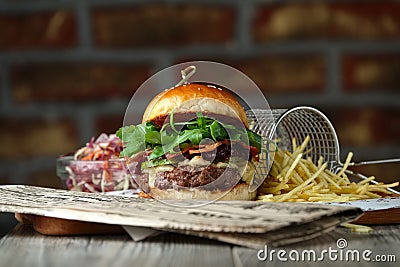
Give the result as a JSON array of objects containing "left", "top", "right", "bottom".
[{"left": 142, "top": 83, "right": 249, "bottom": 128}]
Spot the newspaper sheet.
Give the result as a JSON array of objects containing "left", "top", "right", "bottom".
[{"left": 0, "top": 185, "right": 362, "bottom": 248}]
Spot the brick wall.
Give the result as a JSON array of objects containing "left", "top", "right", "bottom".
[{"left": 1, "top": 0, "right": 399, "bottom": 190}]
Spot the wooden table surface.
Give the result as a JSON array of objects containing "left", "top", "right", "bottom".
[{"left": 0, "top": 223, "right": 399, "bottom": 267}]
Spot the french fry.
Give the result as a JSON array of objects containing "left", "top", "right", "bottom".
[
  {"left": 341, "top": 223, "right": 373, "bottom": 233},
  {"left": 257, "top": 136, "right": 399, "bottom": 203},
  {"left": 283, "top": 153, "right": 302, "bottom": 183}
]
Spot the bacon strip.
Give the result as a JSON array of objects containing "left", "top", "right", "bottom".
[
  {"left": 166, "top": 139, "right": 260, "bottom": 161},
  {"left": 188, "top": 141, "right": 223, "bottom": 154}
]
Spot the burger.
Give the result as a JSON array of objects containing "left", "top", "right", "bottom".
[{"left": 116, "top": 83, "right": 262, "bottom": 200}]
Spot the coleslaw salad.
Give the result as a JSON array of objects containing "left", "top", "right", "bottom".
[{"left": 57, "top": 134, "right": 138, "bottom": 193}]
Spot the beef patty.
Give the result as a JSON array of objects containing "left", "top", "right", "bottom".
[{"left": 153, "top": 165, "right": 242, "bottom": 191}]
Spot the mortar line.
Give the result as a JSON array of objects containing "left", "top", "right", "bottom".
[
  {"left": 76, "top": 0, "right": 92, "bottom": 50},
  {"left": 326, "top": 48, "right": 342, "bottom": 97},
  {"left": 0, "top": 63, "right": 12, "bottom": 113},
  {"left": 235, "top": 1, "right": 253, "bottom": 54}
]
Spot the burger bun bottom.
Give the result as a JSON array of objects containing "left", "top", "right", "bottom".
[{"left": 150, "top": 183, "right": 256, "bottom": 201}]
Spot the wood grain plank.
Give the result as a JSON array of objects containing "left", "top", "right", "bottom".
[
  {"left": 2, "top": 224, "right": 400, "bottom": 267},
  {"left": 353, "top": 208, "right": 400, "bottom": 225},
  {"left": 233, "top": 225, "right": 400, "bottom": 267},
  {"left": 0, "top": 224, "right": 234, "bottom": 267}
]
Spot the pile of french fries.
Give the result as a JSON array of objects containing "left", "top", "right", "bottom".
[{"left": 258, "top": 136, "right": 399, "bottom": 202}]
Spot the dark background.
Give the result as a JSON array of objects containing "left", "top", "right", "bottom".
[{"left": 1, "top": 0, "right": 399, "bottom": 235}]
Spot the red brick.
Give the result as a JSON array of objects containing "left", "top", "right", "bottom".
[
  {"left": 95, "top": 114, "right": 125, "bottom": 136},
  {"left": 0, "top": 10, "right": 77, "bottom": 50},
  {"left": 253, "top": 2, "right": 400, "bottom": 41},
  {"left": 92, "top": 5, "right": 235, "bottom": 47},
  {"left": 342, "top": 54, "right": 400, "bottom": 91},
  {"left": 326, "top": 108, "right": 400, "bottom": 147},
  {"left": 0, "top": 117, "right": 79, "bottom": 160},
  {"left": 229, "top": 55, "right": 325, "bottom": 94},
  {"left": 11, "top": 63, "right": 151, "bottom": 103}
]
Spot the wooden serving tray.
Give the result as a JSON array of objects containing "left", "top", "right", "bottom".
[
  {"left": 352, "top": 208, "right": 400, "bottom": 225},
  {"left": 15, "top": 213, "right": 124, "bottom": 235},
  {"left": 15, "top": 207, "right": 400, "bottom": 236}
]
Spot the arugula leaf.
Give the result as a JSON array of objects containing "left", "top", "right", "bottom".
[
  {"left": 116, "top": 124, "right": 146, "bottom": 157},
  {"left": 145, "top": 131, "right": 161, "bottom": 144},
  {"left": 161, "top": 130, "right": 178, "bottom": 144},
  {"left": 115, "top": 127, "right": 123, "bottom": 140},
  {"left": 247, "top": 129, "right": 262, "bottom": 151},
  {"left": 145, "top": 121, "right": 160, "bottom": 132},
  {"left": 141, "top": 159, "right": 172, "bottom": 169},
  {"left": 209, "top": 121, "right": 228, "bottom": 141},
  {"left": 117, "top": 111, "right": 264, "bottom": 160},
  {"left": 175, "top": 130, "right": 194, "bottom": 144},
  {"left": 221, "top": 124, "right": 237, "bottom": 130},
  {"left": 231, "top": 133, "right": 242, "bottom": 140},
  {"left": 148, "top": 146, "right": 165, "bottom": 160},
  {"left": 186, "top": 124, "right": 198, "bottom": 130},
  {"left": 196, "top": 112, "right": 206, "bottom": 129},
  {"left": 148, "top": 129, "right": 201, "bottom": 159},
  {"left": 188, "top": 129, "right": 202, "bottom": 145}
]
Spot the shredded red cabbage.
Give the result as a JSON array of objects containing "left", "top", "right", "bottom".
[{"left": 63, "top": 133, "right": 138, "bottom": 193}]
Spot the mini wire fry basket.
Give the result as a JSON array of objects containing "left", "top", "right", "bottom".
[{"left": 247, "top": 106, "right": 400, "bottom": 193}]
